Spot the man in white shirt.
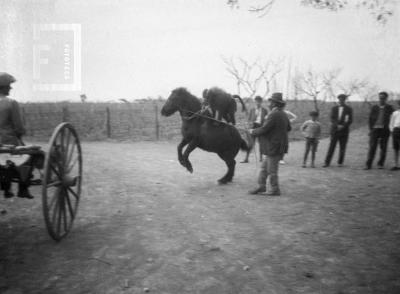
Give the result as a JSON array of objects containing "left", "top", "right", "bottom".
[{"left": 389, "top": 99, "right": 400, "bottom": 170}]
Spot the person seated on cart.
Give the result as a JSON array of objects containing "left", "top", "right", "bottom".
[{"left": 0, "top": 73, "right": 44, "bottom": 199}]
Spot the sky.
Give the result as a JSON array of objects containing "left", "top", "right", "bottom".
[{"left": 0, "top": 0, "right": 399, "bottom": 102}]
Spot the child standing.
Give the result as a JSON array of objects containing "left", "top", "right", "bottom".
[{"left": 301, "top": 111, "right": 321, "bottom": 168}]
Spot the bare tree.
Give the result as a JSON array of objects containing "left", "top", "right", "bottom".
[
  {"left": 360, "top": 84, "right": 380, "bottom": 106},
  {"left": 293, "top": 68, "right": 341, "bottom": 112},
  {"left": 321, "top": 68, "right": 342, "bottom": 101},
  {"left": 336, "top": 78, "right": 370, "bottom": 97},
  {"left": 227, "top": 0, "right": 396, "bottom": 24},
  {"left": 222, "top": 56, "right": 283, "bottom": 98}
]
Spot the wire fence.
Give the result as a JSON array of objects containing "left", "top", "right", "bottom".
[{"left": 20, "top": 100, "right": 373, "bottom": 142}]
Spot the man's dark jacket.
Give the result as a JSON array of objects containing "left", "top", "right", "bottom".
[
  {"left": 330, "top": 104, "right": 353, "bottom": 135},
  {"left": 252, "top": 108, "right": 291, "bottom": 156},
  {"left": 368, "top": 104, "right": 394, "bottom": 130}
]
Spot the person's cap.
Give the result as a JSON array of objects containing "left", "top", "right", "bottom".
[
  {"left": 337, "top": 94, "right": 348, "bottom": 100},
  {"left": 268, "top": 92, "right": 285, "bottom": 105},
  {"left": 309, "top": 110, "right": 319, "bottom": 116},
  {"left": 254, "top": 96, "right": 263, "bottom": 102},
  {"left": 0, "top": 72, "right": 16, "bottom": 87}
]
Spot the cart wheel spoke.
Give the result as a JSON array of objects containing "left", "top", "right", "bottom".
[
  {"left": 65, "top": 191, "right": 75, "bottom": 219},
  {"left": 50, "top": 160, "right": 62, "bottom": 178},
  {"left": 47, "top": 180, "right": 62, "bottom": 188},
  {"left": 67, "top": 186, "right": 79, "bottom": 199},
  {"left": 48, "top": 188, "right": 59, "bottom": 211},
  {"left": 66, "top": 141, "right": 76, "bottom": 167},
  {"left": 67, "top": 156, "right": 78, "bottom": 173}
]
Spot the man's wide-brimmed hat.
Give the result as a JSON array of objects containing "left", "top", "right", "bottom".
[
  {"left": 268, "top": 92, "right": 286, "bottom": 105},
  {"left": 0, "top": 72, "right": 16, "bottom": 87},
  {"left": 337, "top": 94, "right": 348, "bottom": 100},
  {"left": 254, "top": 95, "right": 263, "bottom": 102}
]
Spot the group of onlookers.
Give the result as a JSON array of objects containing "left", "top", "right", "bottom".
[{"left": 245, "top": 91, "right": 400, "bottom": 196}]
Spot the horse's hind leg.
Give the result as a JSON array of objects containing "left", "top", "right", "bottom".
[
  {"left": 217, "top": 151, "right": 236, "bottom": 184},
  {"left": 182, "top": 141, "right": 197, "bottom": 173}
]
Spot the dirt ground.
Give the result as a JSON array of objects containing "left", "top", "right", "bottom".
[{"left": 1, "top": 128, "right": 399, "bottom": 294}]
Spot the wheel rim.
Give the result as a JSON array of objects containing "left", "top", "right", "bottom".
[{"left": 42, "top": 123, "right": 82, "bottom": 241}]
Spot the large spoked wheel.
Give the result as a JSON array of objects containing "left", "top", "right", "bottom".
[{"left": 42, "top": 123, "right": 82, "bottom": 241}]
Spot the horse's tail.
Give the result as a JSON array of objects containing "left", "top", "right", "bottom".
[
  {"left": 232, "top": 94, "right": 247, "bottom": 113},
  {"left": 240, "top": 137, "right": 250, "bottom": 151}
]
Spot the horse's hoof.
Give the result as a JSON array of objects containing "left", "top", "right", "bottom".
[{"left": 218, "top": 179, "right": 228, "bottom": 185}]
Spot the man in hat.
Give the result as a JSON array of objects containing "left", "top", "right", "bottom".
[
  {"left": 241, "top": 95, "right": 268, "bottom": 163},
  {"left": 0, "top": 73, "right": 25, "bottom": 145},
  {"left": 248, "top": 92, "right": 291, "bottom": 196},
  {"left": 0, "top": 72, "right": 34, "bottom": 199},
  {"left": 323, "top": 94, "right": 353, "bottom": 167},
  {"left": 365, "top": 91, "right": 394, "bottom": 169}
]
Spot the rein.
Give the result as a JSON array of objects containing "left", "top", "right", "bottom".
[{"left": 178, "top": 107, "right": 249, "bottom": 131}]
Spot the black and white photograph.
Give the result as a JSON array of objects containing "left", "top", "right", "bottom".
[{"left": 0, "top": 0, "right": 399, "bottom": 293}]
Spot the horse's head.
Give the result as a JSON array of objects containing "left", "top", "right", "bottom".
[{"left": 161, "top": 87, "right": 200, "bottom": 116}]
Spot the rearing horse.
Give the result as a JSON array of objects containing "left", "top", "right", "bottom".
[{"left": 161, "top": 87, "right": 250, "bottom": 184}]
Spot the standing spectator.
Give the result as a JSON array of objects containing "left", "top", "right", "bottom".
[
  {"left": 301, "top": 111, "right": 321, "bottom": 168},
  {"left": 323, "top": 94, "right": 353, "bottom": 167},
  {"left": 389, "top": 99, "right": 400, "bottom": 170},
  {"left": 248, "top": 93, "right": 291, "bottom": 196},
  {"left": 241, "top": 96, "right": 268, "bottom": 163},
  {"left": 365, "top": 92, "right": 394, "bottom": 169}
]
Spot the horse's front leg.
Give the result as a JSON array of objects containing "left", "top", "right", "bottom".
[
  {"left": 182, "top": 140, "right": 198, "bottom": 173},
  {"left": 177, "top": 138, "right": 189, "bottom": 167}
]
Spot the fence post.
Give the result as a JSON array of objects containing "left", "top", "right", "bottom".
[
  {"left": 106, "top": 107, "right": 111, "bottom": 138},
  {"left": 154, "top": 103, "right": 159, "bottom": 140},
  {"left": 62, "top": 105, "right": 70, "bottom": 122}
]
